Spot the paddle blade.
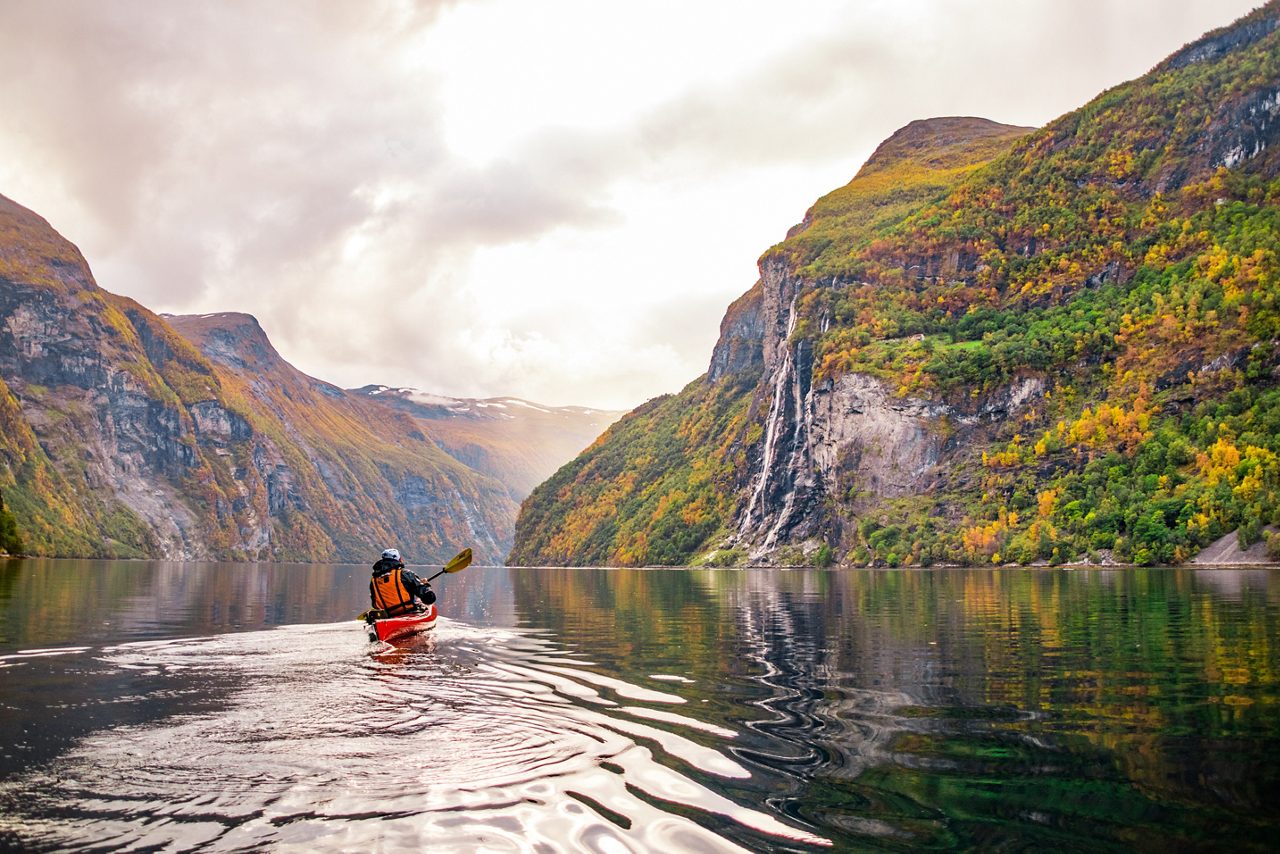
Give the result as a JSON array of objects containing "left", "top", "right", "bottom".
[{"left": 443, "top": 548, "right": 472, "bottom": 573}]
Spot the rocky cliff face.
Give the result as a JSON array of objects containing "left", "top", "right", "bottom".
[
  {"left": 706, "top": 283, "right": 764, "bottom": 383},
  {"left": 729, "top": 259, "right": 1045, "bottom": 560},
  {"left": 715, "top": 5, "right": 1280, "bottom": 565},
  {"left": 166, "top": 312, "right": 523, "bottom": 563},
  {"left": 0, "top": 197, "right": 218, "bottom": 557},
  {"left": 0, "top": 197, "right": 528, "bottom": 563},
  {"left": 511, "top": 2, "right": 1280, "bottom": 568},
  {"left": 699, "top": 117, "right": 1045, "bottom": 561},
  {"left": 509, "top": 116, "right": 1036, "bottom": 567}
]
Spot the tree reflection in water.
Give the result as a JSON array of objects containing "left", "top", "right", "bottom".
[
  {"left": 513, "top": 566, "right": 1280, "bottom": 850},
  {"left": 0, "top": 562, "right": 1276, "bottom": 850}
]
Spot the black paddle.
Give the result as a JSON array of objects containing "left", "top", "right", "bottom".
[{"left": 357, "top": 547, "right": 473, "bottom": 622}]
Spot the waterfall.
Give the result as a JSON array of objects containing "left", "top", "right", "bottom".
[
  {"left": 762, "top": 334, "right": 810, "bottom": 549},
  {"left": 741, "top": 294, "right": 802, "bottom": 542}
]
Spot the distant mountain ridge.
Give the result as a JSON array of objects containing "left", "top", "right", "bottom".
[
  {"left": 510, "top": 2, "right": 1280, "bottom": 568},
  {"left": 350, "top": 385, "right": 623, "bottom": 500},
  {"left": 0, "top": 204, "right": 613, "bottom": 563}
]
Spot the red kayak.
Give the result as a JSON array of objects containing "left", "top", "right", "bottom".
[{"left": 366, "top": 604, "right": 438, "bottom": 643}]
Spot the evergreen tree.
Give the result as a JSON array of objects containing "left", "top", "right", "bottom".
[{"left": 0, "top": 488, "right": 25, "bottom": 555}]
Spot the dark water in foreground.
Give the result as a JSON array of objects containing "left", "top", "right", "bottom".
[{"left": 1, "top": 560, "right": 1278, "bottom": 851}]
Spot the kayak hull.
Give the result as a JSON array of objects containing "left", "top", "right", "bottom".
[{"left": 368, "top": 604, "right": 438, "bottom": 643}]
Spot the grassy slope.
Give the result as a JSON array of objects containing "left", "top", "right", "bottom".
[{"left": 773, "top": 117, "right": 1035, "bottom": 280}]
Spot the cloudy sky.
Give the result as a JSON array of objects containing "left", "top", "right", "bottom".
[{"left": 0, "top": 0, "right": 1261, "bottom": 409}]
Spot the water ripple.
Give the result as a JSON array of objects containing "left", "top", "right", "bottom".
[{"left": 0, "top": 619, "right": 829, "bottom": 851}]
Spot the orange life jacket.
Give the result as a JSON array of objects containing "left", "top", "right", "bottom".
[{"left": 370, "top": 568, "right": 416, "bottom": 616}]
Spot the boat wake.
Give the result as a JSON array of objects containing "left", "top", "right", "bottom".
[{"left": 0, "top": 620, "right": 829, "bottom": 852}]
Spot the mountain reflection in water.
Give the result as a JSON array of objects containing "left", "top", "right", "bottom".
[{"left": 1, "top": 561, "right": 1278, "bottom": 851}]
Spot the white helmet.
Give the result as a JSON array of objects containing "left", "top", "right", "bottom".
[{"left": 381, "top": 548, "right": 401, "bottom": 561}]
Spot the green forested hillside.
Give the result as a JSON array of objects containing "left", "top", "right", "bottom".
[
  {"left": 510, "top": 3, "right": 1280, "bottom": 567},
  {"left": 510, "top": 373, "right": 756, "bottom": 566},
  {"left": 509, "top": 119, "right": 1036, "bottom": 566}
]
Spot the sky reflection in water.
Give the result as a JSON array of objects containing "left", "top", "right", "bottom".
[{"left": 4, "top": 621, "right": 821, "bottom": 851}]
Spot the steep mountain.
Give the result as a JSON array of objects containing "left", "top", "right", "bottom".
[
  {"left": 508, "top": 118, "right": 1034, "bottom": 567},
  {"left": 167, "top": 312, "right": 519, "bottom": 562},
  {"left": 510, "top": 3, "right": 1280, "bottom": 567},
  {"left": 350, "top": 386, "right": 622, "bottom": 500},
  {"left": 0, "top": 197, "right": 523, "bottom": 563}
]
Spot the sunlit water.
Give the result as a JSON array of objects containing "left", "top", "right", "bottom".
[{"left": 2, "top": 560, "right": 1279, "bottom": 851}]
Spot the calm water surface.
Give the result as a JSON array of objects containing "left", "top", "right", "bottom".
[{"left": 1, "top": 559, "right": 1278, "bottom": 851}]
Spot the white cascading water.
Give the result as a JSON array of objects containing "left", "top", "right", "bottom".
[
  {"left": 741, "top": 294, "right": 807, "bottom": 549},
  {"left": 762, "top": 352, "right": 809, "bottom": 550}
]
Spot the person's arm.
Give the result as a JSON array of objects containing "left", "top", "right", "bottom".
[
  {"left": 399, "top": 571, "right": 435, "bottom": 604},
  {"left": 402, "top": 568, "right": 436, "bottom": 606}
]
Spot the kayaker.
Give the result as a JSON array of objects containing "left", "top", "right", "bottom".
[{"left": 369, "top": 548, "right": 436, "bottom": 616}]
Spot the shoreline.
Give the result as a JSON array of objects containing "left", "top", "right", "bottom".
[{"left": 5, "top": 554, "right": 1279, "bottom": 571}]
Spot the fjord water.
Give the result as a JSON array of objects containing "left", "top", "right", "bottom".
[{"left": 1, "top": 561, "right": 1278, "bottom": 851}]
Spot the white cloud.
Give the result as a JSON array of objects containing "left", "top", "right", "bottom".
[{"left": 0, "top": 0, "right": 1262, "bottom": 409}]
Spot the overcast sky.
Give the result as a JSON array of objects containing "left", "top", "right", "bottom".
[{"left": 0, "top": 0, "right": 1262, "bottom": 409}]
